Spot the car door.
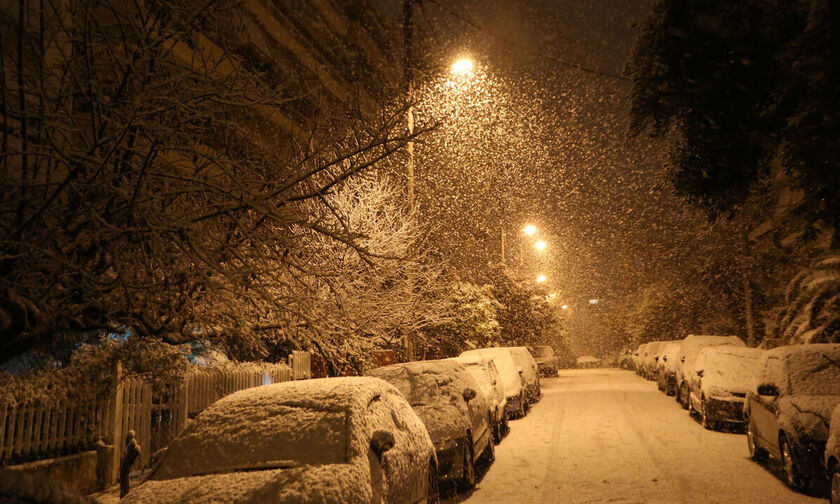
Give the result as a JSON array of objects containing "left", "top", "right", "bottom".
[
  {"left": 384, "top": 391, "right": 429, "bottom": 503},
  {"left": 365, "top": 393, "right": 413, "bottom": 504},
  {"left": 752, "top": 356, "right": 782, "bottom": 454},
  {"left": 459, "top": 373, "right": 490, "bottom": 452}
]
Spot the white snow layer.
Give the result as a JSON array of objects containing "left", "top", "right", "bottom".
[
  {"left": 459, "top": 348, "right": 522, "bottom": 397},
  {"left": 693, "top": 346, "right": 763, "bottom": 398}
]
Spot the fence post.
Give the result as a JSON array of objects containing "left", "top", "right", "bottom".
[{"left": 107, "top": 362, "right": 124, "bottom": 486}]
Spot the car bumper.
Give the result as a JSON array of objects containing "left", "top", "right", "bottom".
[{"left": 706, "top": 396, "right": 747, "bottom": 423}]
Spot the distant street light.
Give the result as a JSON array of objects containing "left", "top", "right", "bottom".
[
  {"left": 561, "top": 304, "right": 568, "bottom": 310},
  {"left": 451, "top": 58, "right": 474, "bottom": 75},
  {"left": 536, "top": 274, "right": 547, "bottom": 283},
  {"left": 523, "top": 224, "right": 537, "bottom": 235},
  {"left": 534, "top": 240, "right": 547, "bottom": 251}
]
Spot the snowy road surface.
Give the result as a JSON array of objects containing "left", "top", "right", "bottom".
[{"left": 456, "top": 368, "right": 824, "bottom": 504}]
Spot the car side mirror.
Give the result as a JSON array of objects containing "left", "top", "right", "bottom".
[
  {"left": 680, "top": 356, "right": 685, "bottom": 363},
  {"left": 371, "top": 430, "right": 395, "bottom": 456},
  {"left": 517, "top": 367, "right": 524, "bottom": 375},
  {"left": 491, "top": 379, "right": 497, "bottom": 386},
  {"left": 696, "top": 370, "right": 704, "bottom": 378},
  {"left": 757, "top": 383, "right": 779, "bottom": 397},
  {"left": 662, "top": 356, "right": 668, "bottom": 362},
  {"left": 462, "top": 388, "right": 477, "bottom": 402}
]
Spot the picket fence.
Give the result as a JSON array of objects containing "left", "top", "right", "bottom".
[{"left": 0, "top": 354, "right": 309, "bottom": 472}]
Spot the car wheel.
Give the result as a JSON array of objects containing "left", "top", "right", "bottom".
[
  {"left": 780, "top": 435, "right": 807, "bottom": 490},
  {"left": 427, "top": 460, "right": 440, "bottom": 504},
  {"left": 747, "top": 420, "right": 766, "bottom": 461},
  {"left": 458, "top": 441, "right": 476, "bottom": 491},
  {"left": 701, "top": 399, "right": 715, "bottom": 430},
  {"left": 830, "top": 469, "right": 840, "bottom": 504}
]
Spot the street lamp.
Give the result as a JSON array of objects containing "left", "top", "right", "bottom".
[
  {"left": 523, "top": 224, "right": 537, "bottom": 235},
  {"left": 534, "top": 240, "right": 547, "bottom": 251},
  {"left": 536, "top": 274, "right": 547, "bottom": 283},
  {"left": 561, "top": 304, "right": 568, "bottom": 310},
  {"left": 451, "top": 58, "right": 474, "bottom": 75}
]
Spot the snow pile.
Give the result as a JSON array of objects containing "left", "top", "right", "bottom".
[
  {"left": 693, "top": 346, "right": 763, "bottom": 398},
  {"left": 460, "top": 348, "right": 522, "bottom": 397}
]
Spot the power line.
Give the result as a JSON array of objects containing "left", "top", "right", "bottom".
[{"left": 426, "top": 0, "right": 630, "bottom": 83}]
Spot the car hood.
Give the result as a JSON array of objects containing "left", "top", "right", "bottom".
[
  {"left": 779, "top": 396, "right": 840, "bottom": 442},
  {"left": 533, "top": 356, "right": 554, "bottom": 365},
  {"left": 414, "top": 403, "right": 469, "bottom": 443},
  {"left": 123, "top": 464, "right": 366, "bottom": 504}
]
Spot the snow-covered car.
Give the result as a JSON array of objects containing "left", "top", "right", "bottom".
[
  {"left": 640, "top": 340, "right": 669, "bottom": 380},
  {"left": 618, "top": 346, "right": 635, "bottom": 370},
  {"left": 529, "top": 345, "right": 558, "bottom": 377},
  {"left": 510, "top": 347, "right": 541, "bottom": 403},
  {"left": 451, "top": 355, "right": 508, "bottom": 443},
  {"left": 687, "top": 346, "right": 763, "bottom": 429},
  {"left": 745, "top": 344, "right": 840, "bottom": 491},
  {"left": 630, "top": 343, "right": 644, "bottom": 372},
  {"left": 674, "top": 335, "right": 745, "bottom": 409},
  {"left": 575, "top": 355, "right": 601, "bottom": 368},
  {"left": 123, "top": 377, "right": 438, "bottom": 504},
  {"left": 367, "top": 360, "right": 494, "bottom": 491},
  {"left": 655, "top": 341, "right": 682, "bottom": 395},
  {"left": 460, "top": 348, "right": 528, "bottom": 419}
]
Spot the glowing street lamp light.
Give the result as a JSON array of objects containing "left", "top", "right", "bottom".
[
  {"left": 561, "top": 304, "right": 568, "bottom": 310},
  {"left": 523, "top": 224, "right": 537, "bottom": 235},
  {"left": 451, "top": 58, "right": 474, "bottom": 75},
  {"left": 536, "top": 274, "right": 547, "bottom": 283},
  {"left": 534, "top": 240, "right": 547, "bottom": 251}
]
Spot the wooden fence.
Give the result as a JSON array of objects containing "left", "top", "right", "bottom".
[
  {"left": 1, "top": 353, "right": 310, "bottom": 472},
  {"left": 0, "top": 398, "right": 110, "bottom": 464}
]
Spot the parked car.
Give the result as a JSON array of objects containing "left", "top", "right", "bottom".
[
  {"left": 367, "top": 360, "right": 494, "bottom": 491},
  {"left": 823, "top": 404, "right": 840, "bottom": 504},
  {"left": 124, "top": 377, "right": 438, "bottom": 504},
  {"left": 618, "top": 346, "right": 635, "bottom": 370},
  {"left": 634, "top": 343, "right": 650, "bottom": 375},
  {"left": 529, "top": 345, "right": 558, "bottom": 377},
  {"left": 630, "top": 343, "right": 645, "bottom": 372},
  {"left": 576, "top": 355, "right": 601, "bottom": 368},
  {"left": 640, "top": 341, "right": 670, "bottom": 380},
  {"left": 460, "top": 348, "right": 528, "bottom": 419},
  {"left": 745, "top": 344, "right": 840, "bottom": 491},
  {"left": 687, "top": 346, "right": 763, "bottom": 430},
  {"left": 452, "top": 355, "right": 508, "bottom": 443},
  {"left": 655, "top": 341, "right": 682, "bottom": 395},
  {"left": 510, "top": 347, "right": 541, "bottom": 403},
  {"left": 674, "top": 335, "right": 745, "bottom": 409}
]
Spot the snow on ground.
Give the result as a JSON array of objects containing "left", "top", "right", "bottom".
[{"left": 454, "top": 368, "right": 823, "bottom": 504}]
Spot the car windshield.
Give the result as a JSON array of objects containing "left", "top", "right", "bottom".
[
  {"left": 152, "top": 404, "right": 349, "bottom": 480},
  {"left": 370, "top": 367, "right": 454, "bottom": 406},
  {"left": 704, "top": 352, "right": 761, "bottom": 389},
  {"left": 787, "top": 353, "right": 840, "bottom": 396}
]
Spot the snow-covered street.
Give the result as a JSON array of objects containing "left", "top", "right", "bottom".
[{"left": 456, "top": 368, "right": 824, "bottom": 504}]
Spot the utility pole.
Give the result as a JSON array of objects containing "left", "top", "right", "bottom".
[
  {"left": 403, "top": 0, "right": 415, "bottom": 209},
  {"left": 500, "top": 227, "right": 506, "bottom": 266}
]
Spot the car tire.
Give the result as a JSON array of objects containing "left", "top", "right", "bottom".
[
  {"left": 458, "top": 441, "right": 476, "bottom": 491},
  {"left": 427, "top": 460, "right": 440, "bottom": 504},
  {"left": 830, "top": 468, "right": 840, "bottom": 504},
  {"left": 780, "top": 435, "right": 807, "bottom": 490},
  {"left": 747, "top": 420, "right": 766, "bottom": 461}
]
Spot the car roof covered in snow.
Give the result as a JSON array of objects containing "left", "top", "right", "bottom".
[
  {"left": 459, "top": 348, "right": 522, "bottom": 396},
  {"left": 151, "top": 377, "right": 398, "bottom": 481}
]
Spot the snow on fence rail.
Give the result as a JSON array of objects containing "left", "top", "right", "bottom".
[{"left": 0, "top": 354, "right": 310, "bottom": 469}]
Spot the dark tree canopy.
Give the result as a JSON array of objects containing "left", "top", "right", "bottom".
[{"left": 626, "top": 0, "right": 840, "bottom": 229}]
